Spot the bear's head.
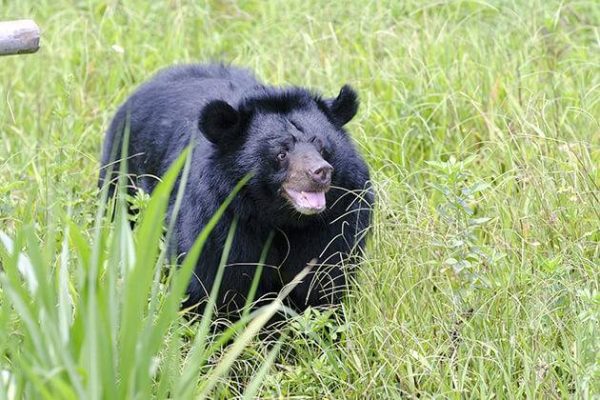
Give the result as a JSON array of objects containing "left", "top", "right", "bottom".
[{"left": 198, "top": 85, "right": 363, "bottom": 224}]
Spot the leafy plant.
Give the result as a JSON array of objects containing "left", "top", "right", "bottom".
[
  {"left": 0, "top": 151, "right": 287, "bottom": 399},
  {"left": 427, "top": 155, "right": 497, "bottom": 287}
]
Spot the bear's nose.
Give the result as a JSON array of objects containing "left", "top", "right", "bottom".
[{"left": 309, "top": 161, "right": 333, "bottom": 185}]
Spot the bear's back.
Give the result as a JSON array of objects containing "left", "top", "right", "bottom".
[
  {"left": 151, "top": 63, "right": 259, "bottom": 88},
  {"left": 125, "top": 64, "right": 262, "bottom": 119},
  {"left": 100, "top": 64, "right": 261, "bottom": 195}
]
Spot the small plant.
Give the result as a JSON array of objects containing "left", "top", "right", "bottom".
[
  {"left": 126, "top": 188, "right": 151, "bottom": 224},
  {"left": 289, "top": 308, "right": 349, "bottom": 344},
  {"left": 574, "top": 288, "right": 600, "bottom": 397},
  {"left": 426, "top": 155, "right": 496, "bottom": 288}
]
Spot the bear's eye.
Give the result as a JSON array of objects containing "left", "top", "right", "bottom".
[{"left": 277, "top": 152, "right": 287, "bottom": 161}]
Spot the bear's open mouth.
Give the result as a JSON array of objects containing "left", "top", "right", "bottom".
[{"left": 283, "top": 187, "right": 327, "bottom": 215}]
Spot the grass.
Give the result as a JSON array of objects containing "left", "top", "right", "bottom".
[{"left": 0, "top": 0, "right": 598, "bottom": 398}]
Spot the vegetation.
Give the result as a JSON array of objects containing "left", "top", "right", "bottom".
[{"left": 1, "top": 0, "right": 598, "bottom": 398}]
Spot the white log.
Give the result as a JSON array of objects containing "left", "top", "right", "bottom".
[{"left": 0, "top": 20, "right": 40, "bottom": 56}]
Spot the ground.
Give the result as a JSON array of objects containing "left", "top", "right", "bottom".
[{"left": 0, "top": 1, "right": 598, "bottom": 398}]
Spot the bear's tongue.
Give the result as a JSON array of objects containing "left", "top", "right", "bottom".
[{"left": 284, "top": 189, "right": 326, "bottom": 214}]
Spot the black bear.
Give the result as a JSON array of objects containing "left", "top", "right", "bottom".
[{"left": 99, "top": 64, "right": 373, "bottom": 321}]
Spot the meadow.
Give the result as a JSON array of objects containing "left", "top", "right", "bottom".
[{"left": 0, "top": 0, "right": 598, "bottom": 398}]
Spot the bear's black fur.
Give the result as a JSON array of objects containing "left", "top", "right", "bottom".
[{"left": 99, "top": 64, "right": 373, "bottom": 321}]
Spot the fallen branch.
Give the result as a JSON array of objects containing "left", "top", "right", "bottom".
[{"left": 0, "top": 20, "right": 40, "bottom": 56}]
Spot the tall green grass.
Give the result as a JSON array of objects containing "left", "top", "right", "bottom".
[
  {"left": 1, "top": 0, "right": 599, "bottom": 398},
  {"left": 0, "top": 147, "right": 291, "bottom": 399}
]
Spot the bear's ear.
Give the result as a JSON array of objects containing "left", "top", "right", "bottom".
[
  {"left": 323, "top": 85, "right": 359, "bottom": 127},
  {"left": 198, "top": 100, "right": 242, "bottom": 149}
]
